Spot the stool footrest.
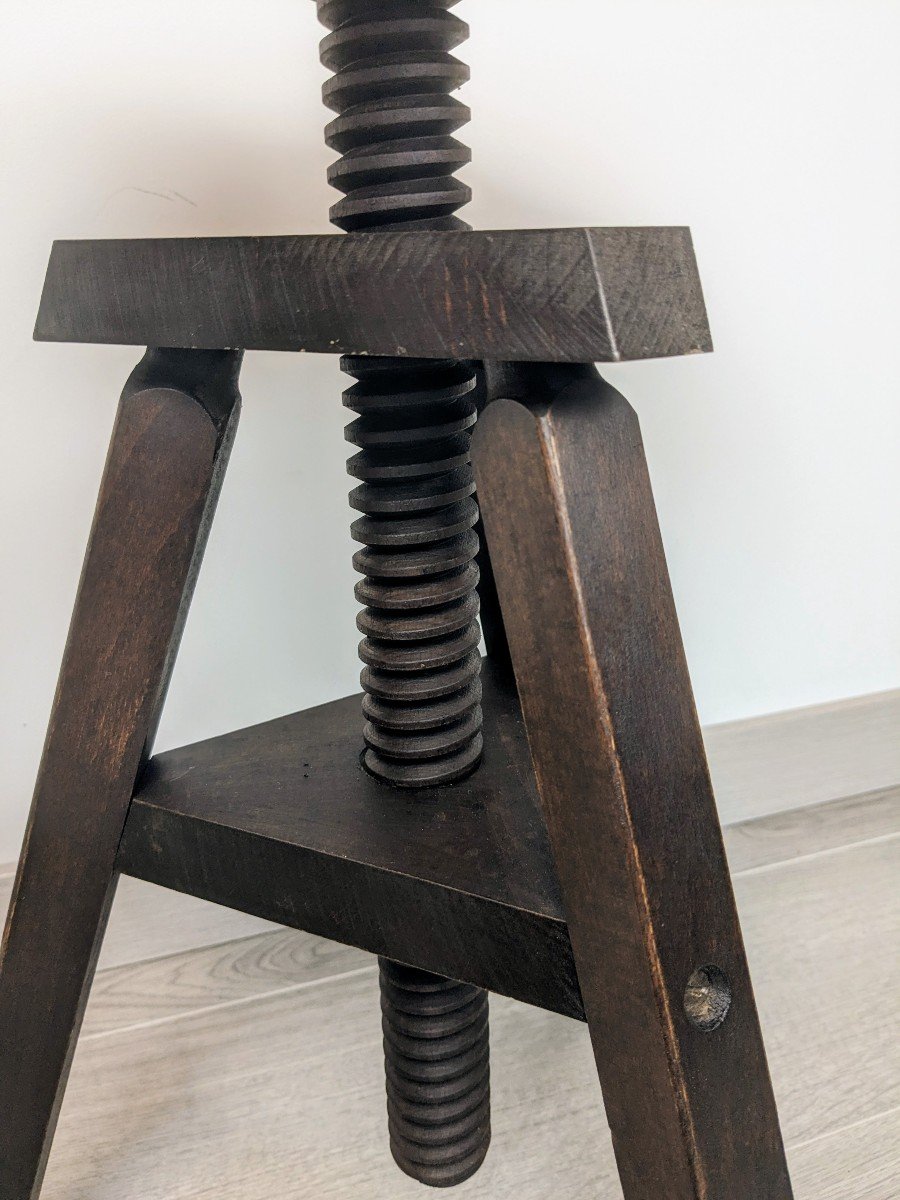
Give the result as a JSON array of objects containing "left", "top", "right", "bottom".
[{"left": 118, "top": 660, "right": 585, "bottom": 1021}]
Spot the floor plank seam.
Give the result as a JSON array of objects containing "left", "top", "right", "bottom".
[
  {"left": 91, "top": 924, "right": 289, "bottom": 978},
  {"left": 786, "top": 1104, "right": 900, "bottom": 1154},
  {"left": 81, "top": 963, "right": 379, "bottom": 1043},
  {"left": 731, "top": 829, "right": 899, "bottom": 879}
]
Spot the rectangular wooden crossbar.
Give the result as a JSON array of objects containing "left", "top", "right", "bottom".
[{"left": 34, "top": 227, "right": 712, "bottom": 362}]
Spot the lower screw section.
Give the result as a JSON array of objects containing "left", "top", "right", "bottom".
[{"left": 380, "top": 959, "right": 491, "bottom": 1187}]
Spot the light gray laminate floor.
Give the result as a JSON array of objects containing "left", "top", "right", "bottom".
[{"left": 4, "top": 784, "right": 898, "bottom": 1199}]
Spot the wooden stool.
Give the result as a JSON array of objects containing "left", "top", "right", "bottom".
[{"left": 0, "top": 5, "right": 793, "bottom": 1198}]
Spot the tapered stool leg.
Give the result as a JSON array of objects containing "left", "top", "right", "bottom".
[
  {"left": 472, "top": 364, "right": 793, "bottom": 1200},
  {"left": 0, "top": 348, "right": 241, "bottom": 1200}
]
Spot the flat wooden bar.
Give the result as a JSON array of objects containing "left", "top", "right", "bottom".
[
  {"left": 34, "top": 227, "right": 711, "bottom": 363},
  {"left": 117, "top": 661, "right": 583, "bottom": 1021}
]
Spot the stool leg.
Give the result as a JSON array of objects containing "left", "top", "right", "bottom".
[
  {"left": 472, "top": 365, "right": 793, "bottom": 1200},
  {"left": 0, "top": 349, "right": 241, "bottom": 1200}
]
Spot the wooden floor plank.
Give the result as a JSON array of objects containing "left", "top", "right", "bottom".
[
  {"left": 789, "top": 1110, "right": 900, "bottom": 1200},
  {"left": 735, "top": 837, "right": 899, "bottom": 1145},
  {"left": 43, "top": 973, "right": 616, "bottom": 1200},
  {"left": 0, "top": 874, "right": 278, "bottom": 972},
  {"left": 723, "top": 783, "right": 899, "bottom": 872},
  {"left": 80, "top": 928, "right": 371, "bottom": 1039},
  {"left": 38, "top": 828, "right": 898, "bottom": 1198}
]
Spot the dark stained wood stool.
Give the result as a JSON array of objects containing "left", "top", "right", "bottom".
[{"left": 0, "top": 5, "right": 794, "bottom": 1198}]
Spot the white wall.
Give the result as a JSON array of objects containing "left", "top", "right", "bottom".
[{"left": 2, "top": 0, "right": 898, "bottom": 862}]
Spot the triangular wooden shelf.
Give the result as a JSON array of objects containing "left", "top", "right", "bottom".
[{"left": 119, "top": 660, "right": 583, "bottom": 1021}]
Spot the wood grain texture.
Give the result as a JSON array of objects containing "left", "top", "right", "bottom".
[
  {"left": 37, "top": 828, "right": 898, "bottom": 1199},
  {"left": 33, "top": 228, "right": 712, "bottom": 363},
  {"left": 117, "top": 661, "right": 582, "bottom": 1020},
  {"left": 789, "top": 1111, "right": 900, "bottom": 1200},
  {"left": 472, "top": 364, "right": 791, "bottom": 1199},
  {"left": 80, "top": 929, "right": 372, "bottom": 1039},
  {"left": 0, "top": 349, "right": 241, "bottom": 1200},
  {"left": 722, "top": 783, "right": 899, "bottom": 872},
  {"left": 735, "top": 836, "right": 900, "bottom": 1146}
]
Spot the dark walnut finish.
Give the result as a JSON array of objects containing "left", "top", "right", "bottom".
[
  {"left": 472, "top": 364, "right": 793, "bottom": 1200},
  {"left": 0, "top": 349, "right": 241, "bottom": 1200},
  {"left": 316, "top": 0, "right": 490, "bottom": 1182},
  {"left": 116, "top": 661, "right": 580, "bottom": 1020},
  {"left": 2, "top": 6, "right": 796, "bottom": 1197},
  {"left": 33, "top": 226, "right": 711, "bottom": 364}
]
